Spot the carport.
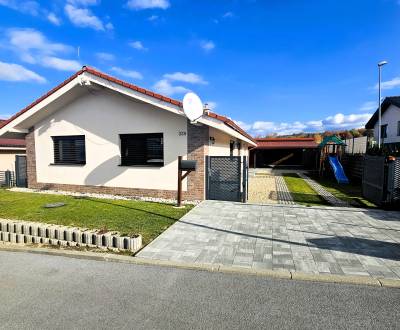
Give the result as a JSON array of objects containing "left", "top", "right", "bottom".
[{"left": 250, "top": 138, "right": 319, "bottom": 169}]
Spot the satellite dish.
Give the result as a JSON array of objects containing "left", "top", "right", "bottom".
[{"left": 183, "top": 92, "right": 204, "bottom": 122}]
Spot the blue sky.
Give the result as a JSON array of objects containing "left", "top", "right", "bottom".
[{"left": 0, "top": 0, "right": 399, "bottom": 136}]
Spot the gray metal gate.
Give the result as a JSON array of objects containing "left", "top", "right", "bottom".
[
  {"left": 388, "top": 158, "right": 400, "bottom": 204},
  {"left": 362, "top": 155, "right": 386, "bottom": 206},
  {"left": 15, "top": 155, "right": 27, "bottom": 188},
  {"left": 206, "top": 156, "right": 247, "bottom": 202}
]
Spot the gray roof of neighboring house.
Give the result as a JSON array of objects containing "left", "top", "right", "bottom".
[{"left": 365, "top": 96, "right": 400, "bottom": 129}]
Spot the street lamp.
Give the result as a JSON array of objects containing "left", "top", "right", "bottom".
[{"left": 378, "top": 60, "right": 388, "bottom": 148}]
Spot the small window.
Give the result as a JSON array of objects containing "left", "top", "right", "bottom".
[
  {"left": 397, "top": 121, "right": 400, "bottom": 136},
  {"left": 381, "top": 124, "right": 388, "bottom": 139},
  {"left": 120, "top": 133, "right": 164, "bottom": 166},
  {"left": 52, "top": 135, "right": 86, "bottom": 165}
]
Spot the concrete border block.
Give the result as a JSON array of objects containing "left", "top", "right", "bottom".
[
  {"left": 291, "top": 272, "right": 381, "bottom": 287},
  {"left": 10, "top": 233, "right": 17, "bottom": 243},
  {"left": 378, "top": 278, "right": 400, "bottom": 288}
]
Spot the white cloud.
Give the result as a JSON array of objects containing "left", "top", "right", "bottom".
[
  {"left": 0, "top": 61, "right": 46, "bottom": 83},
  {"left": 153, "top": 79, "right": 190, "bottom": 96},
  {"left": 96, "top": 52, "right": 115, "bottom": 61},
  {"left": 64, "top": 4, "right": 111, "bottom": 31},
  {"left": 47, "top": 12, "right": 61, "bottom": 25},
  {"left": 359, "top": 101, "right": 376, "bottom": 112},
  {"left": 126, "top": 0, "right": 170, "bottom": 10},
  {"left": 200, "top": 40, "right": 215, "bottom": 52},
  {"left": 163, "top": 72, "right": 207, "bottom": 85},
  {"left": 67, "top": 0, "right": 99, "bottom": 5},
  {"left": 129, "top": 41, "right": 147, "bottom": 51},
  {"left": 111, "top": 66, "right": 143, "bottom": 80},
  {"left": 374, "top": 76, "right": 400, "bottom": 90},
  {"left": 5, "top": 28, "right": 80, "bottom": 72},
  {"left": 0, "top": 0, "right": 40, "bottom": 15},
  {"left": 223, "top": 11, "right": 234, "bottom": 18},
  {"left": 236, "top": 112, "right": 372, "bottom": 136},
  {"left": 148, "top": 15, "right": 158, "bottom": 21},
  {"left": 42, "top": 57, "right": 81, "bottom": 71}
]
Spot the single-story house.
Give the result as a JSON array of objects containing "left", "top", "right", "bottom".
[
  {"left": 365, "top": 96, "right": 400, "bottom": 149},
  {"left": 249, "top": 137, "right": 319, "bottom": 169},
  {"left": 0, "top": 119, "right": 26, "bottom": 172},
  {"left": 0, "top": 66, "right": 256, "bottom": 200}
]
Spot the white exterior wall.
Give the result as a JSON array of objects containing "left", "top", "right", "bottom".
[
  {"left": 34, "top": 89, "right": 188, "bottom": 191},
  {"left": 0, "top": 150, "right": 25, "bottom": 172},
  {"left": 373, "top": 104, "right": 400, "bottom": 144},
  {"left": 208, "top": 127, "right": 249, "bottom": 157}
]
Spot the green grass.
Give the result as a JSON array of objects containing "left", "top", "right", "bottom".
[
  {"left": 283, "top": 174, "right": 328, "bottom": 206},
  {"left": 0, "top": 189, "right": 193, "bottom": 245},
  {"left": 309, "top": 176, "right": 376, "bottom": 208}
]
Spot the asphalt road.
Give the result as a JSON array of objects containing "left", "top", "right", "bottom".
[{"left": 0, "top": 251, "right": 399, "bottom": 330}]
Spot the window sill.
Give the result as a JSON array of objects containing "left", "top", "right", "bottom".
[
  {"left": 118, "top": 164, "right": 164, "bottom": 168},
  {"left": 50, "top": 163, "right": 86, "bottom": 166}
]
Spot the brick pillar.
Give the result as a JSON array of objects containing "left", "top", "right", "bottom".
[
  {"left": 187, "top": 121, "right": 209, "bottom": 200},
  {"left": 25, "top": 127, "right": 37, "bottom": 188}
]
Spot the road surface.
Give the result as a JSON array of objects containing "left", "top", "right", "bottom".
[{"left": 0, "top": 251, "right": 399, "bottom": 329}]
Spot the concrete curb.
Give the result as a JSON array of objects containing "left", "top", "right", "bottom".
[{"left": 1, "top": 243, "right": 399, "bottom": 289}]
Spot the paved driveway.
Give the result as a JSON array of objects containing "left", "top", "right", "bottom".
[{"left": 138, "top": 201, "right": 400, "bottom": 280}]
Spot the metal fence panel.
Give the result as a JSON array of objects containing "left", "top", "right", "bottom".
[
  {"left": 388, "top": 158, "right": 400, "bottom": 203},
  {"left": 206, "top": 156, "right": 242, "bottom": 202},
  {"left": 0, "top": 171, "right": 15, "bottom": 187},
  {"left": 362, "top": 155, "right": 386, "bottom": 205}
]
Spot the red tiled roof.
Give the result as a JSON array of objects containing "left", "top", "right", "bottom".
[
  {"left": 0, "top": 66, "right": 255, "bottom": 143},
  {"left": 0, "top": 138, "right": 26, "bottom": 148},
  {"left": 255, "top": 138, "right": 318, "bottom": 149}
]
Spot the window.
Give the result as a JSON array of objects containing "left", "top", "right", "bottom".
[
  {"left": 52, "top": 135, "right": 86, "bottom": 165},
  {"left": 120, "top": 133, "right": 164, "bottom": 166},
  {"left": 381, "top": 124, "right": 388, "bottom": 139},
  {"left": 397, "top": 121, "right": 400, "bottom": 136}
]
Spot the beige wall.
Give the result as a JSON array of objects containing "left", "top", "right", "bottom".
[
  {"left": 208, "top": 127, "right": 250, "bottom": 157},
  {"left": 34, "top": 89, "right": 188, "bottom": 191},
  {"left": 0, "top": 150, "right": 25, "bottom": 172}
]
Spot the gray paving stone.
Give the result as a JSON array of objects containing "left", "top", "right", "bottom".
[{"left": 138, "top": 200, "right": 400, "bottom": 281}]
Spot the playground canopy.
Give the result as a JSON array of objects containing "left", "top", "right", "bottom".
[{"left": 319, "top": 135, "right": 346, "bottom": 148}]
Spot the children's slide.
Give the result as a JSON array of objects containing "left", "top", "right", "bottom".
[{"left": 328, "top": 156, "right": 349, "bottom": 184}]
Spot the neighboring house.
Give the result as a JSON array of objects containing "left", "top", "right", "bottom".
[
  {"left": 365, "top": 96, "right": 400, "bottom": 148},
  {"left": 249, "top": 137, "right": 318, "bottom": 169},
  {"left": 0, "top": 120, "right": 26, "bottom": 172},
  {"left": 0, "top": 66, "right": 255, "bottom": 200}
]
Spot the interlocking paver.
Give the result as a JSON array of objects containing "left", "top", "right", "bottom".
[{"left": 138, "top": 200, "right": 400, "bottom": 280}]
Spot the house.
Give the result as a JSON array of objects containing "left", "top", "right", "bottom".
[
  {"left": 249, "top": 137, "right": 319, "bottom": 169},
  {"left": 365, "top": 96, "right": 400, "bottom": 149},
  {"left": 0, "top": 66, "right": 256, "bottom": 200},
  {"left": 0, "top": 119, "right": 26, "bottom": 172}
]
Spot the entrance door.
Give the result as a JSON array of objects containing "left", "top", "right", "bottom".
[{"left": 15, "top": 155, "right": 27, "bottom": 188}]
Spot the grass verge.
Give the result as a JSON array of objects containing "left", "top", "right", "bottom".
[
  {"left": 0, "top": 189, "right": 193, "bottom": 245},
  {"left": 283, "top": 174, "right": 328, "bottom": 206},
  {"left": 309, "top": 176, "right": 376, "bottom": 208}
]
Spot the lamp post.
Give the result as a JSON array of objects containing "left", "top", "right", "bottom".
[{"left": 378, "top": 60, "right": 388, "bottom": 148}]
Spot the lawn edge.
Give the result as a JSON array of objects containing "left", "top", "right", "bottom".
[{"left": 1, "top": 243, "right": 399, "bottom": 289}]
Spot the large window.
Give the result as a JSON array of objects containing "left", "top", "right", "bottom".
[
  {"left": 52, "top": 135, "right": 86, "bottom": 165},
  {"left": 120, "top": 133, "right": 164, "bottom": 166}
]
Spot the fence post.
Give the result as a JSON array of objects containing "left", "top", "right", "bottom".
[{"left": 5, "top": 170, "right": 11, "bottom": 188}]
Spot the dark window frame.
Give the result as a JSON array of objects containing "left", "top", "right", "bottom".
[
  {"left": 51, "top": 135, "right": 86, "bottom": 165},
  {"left": 120, "top": 133, "right": 164, "bottom": 167},
  {"left": 381, "top": 124, "right": 388, "bottom": 139},
  {"left": 397, "top": 121, "right": 400, "bottom": 136}
]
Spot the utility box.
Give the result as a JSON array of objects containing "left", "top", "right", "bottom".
[{"left": 179, "top": 160, "right": 197, "bottom": 171}]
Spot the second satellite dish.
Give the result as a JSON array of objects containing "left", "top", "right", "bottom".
[{"left": 183, "top": 92, "right": 204, "bottom": 122}]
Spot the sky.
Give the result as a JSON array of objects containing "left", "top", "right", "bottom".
[{"left": 0, "top": 0, "right": 399, "bottom": 136}]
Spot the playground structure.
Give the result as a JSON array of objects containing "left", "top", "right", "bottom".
[{"left": 319, "top": 136, "right": 349, "bottom": 184}]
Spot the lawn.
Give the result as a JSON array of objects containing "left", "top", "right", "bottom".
[
  {"left": 283, "top": 174, "right": 328, "bottom": 206},
  {"left": 0, "top": 189, "right": 193, "bottom": 245},
  {"left": 309, "top": 176, "right": 376, "bottom": 208}
]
